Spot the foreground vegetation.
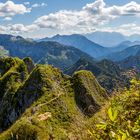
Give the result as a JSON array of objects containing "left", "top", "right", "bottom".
[
  {"left": 88, "top": 79, "right": 140, "bottom": 140},
  {"left": 0, "top": 57, "right": 139, "bottom": 140}
]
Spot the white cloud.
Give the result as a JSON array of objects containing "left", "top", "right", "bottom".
[
  {"left": 3, "top": 17, "right": 12, "bottom": 21},
  {"left": 24, "top": 2, "right": 30, "bottom": 5},
  {"left": 0, "top": 25, "right": 6, "bottom": 34},
  {"left": 34, "top": 0, "right": 140, "bottom": 36},
  {"left": 83, "top": 0, "right": 106, "bottom": 14},
  {"left": 0, "top": 1, "right": 31, "bottom": 18},
  {"left": 99, "top": 23, "right": 140, "bottom": 36},
  {"left": 32, "top": 3, "right": 47, "bottom": 8},
  {"left": 1, "top": 0, "right": 140, "bottom": 37},
  {"left": 0, "top": 24, "right": 38, "bottom": 34}
]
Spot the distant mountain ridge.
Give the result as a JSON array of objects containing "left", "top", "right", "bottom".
[
  {"left": 110, "top": 41, "right": 140, "bottom": 52},
  {"left": 85, "top": 31, "right": 140, "bottom": 47},
  {"left": 119, "top": 55, "right": 140, "bottom": 71},
  {"left": 0, "top": 33, "right": 139, "bottom": 72},
  {"left": 104, "top": 45, "right": 140, "bottom": 61},
  {"left": 39, "top": 34, "right": 110, "bottom": 58},
  {"left": 64, "top": 58, "right": 130, "bottom": 91},
  {"left": 0, "top": 34, "right": 95, "bottom": 70},
  {"left": 85, "top": 31, "right": 126, "bottom": 47}
]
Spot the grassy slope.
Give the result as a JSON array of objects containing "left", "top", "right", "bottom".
[
  {"left": 0, "top": 58, "right": 107, "bottom": 140},
  {"left": 87, "top": 79, "right": 140, "bottom": 140},
  {"left": 0, "top": 57, "right": 139, "bottom": 140},
  {"left": 0, "top": 78, "right": 139, "bottom": 140}
]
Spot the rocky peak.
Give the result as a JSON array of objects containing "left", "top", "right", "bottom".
[{"left": 72, "top": 70, "right": 107, "bottom": 116}]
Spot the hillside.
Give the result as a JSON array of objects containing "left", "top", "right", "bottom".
[
  {"left": 39, "top": 34, "right": 110, "bottom": 58},
  {"left": 119, "top": 55, "right": 140, "bottom": 71},
  {"left": 64, "top": 58, "right": 130, "bottom": 91},
  {"left": 0, "top": 57, "right": 107, "bottom": 139},
  {"left": 86, "top": 31, "right": 140, "bottom": 47},
  {"left": 0, "top": 34, "right": 95, "bottom": 70},
  {"left": 87, "top": 79, "right": 140, "bottom": 140},
  {"left": 109, "top": 41, "right": 140, "bottom": 52},
  {"left": 0, "top": 57, "right": 139, "bottom": 140},
  {"left": 105, "top": 45, "right": 140, "bottom": 61},
  {"left": 86, "top": 31, "right": 126, "bottom": 47},
  {"left": 0, "top": 46, "right": 9, "bottom": 58}
]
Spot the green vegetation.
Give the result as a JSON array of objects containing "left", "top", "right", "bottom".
[
  {"left": 72, "top": 70, "right": 107, "bottom": 116},
  {"left": 64, "top": 58, "right": 130, "bottom": 91},
  {"left": 0, "top": 57, "right": 139, "bottom": 140},
  {"left": 0, "top": 34, "right": 95, "bottom": 70},
  {"left": 0, "top": 57, "right": 107, "bottom": 139},
  {"left": 88, "top": 79, "right": 140, "bottom": 140}
]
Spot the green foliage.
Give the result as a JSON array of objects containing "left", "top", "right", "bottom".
[
  {"left": 88, "top": 79, "right": 140, "bottom": 140},
  {"left": 107, "top": 107, "right": 118, "bottom": 122},
  {"left": 72, "top": 70, "right": 107, "bottom": 116},
  {"left": 0, "top": 57, "right": 139, "bottom": 140},
  {"left": 65, "top": 58, "right": 130, "bottom": 92}
]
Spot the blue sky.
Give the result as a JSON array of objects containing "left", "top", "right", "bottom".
[{"left": 0, "top": 0, "right": 140, "bottom": 38}]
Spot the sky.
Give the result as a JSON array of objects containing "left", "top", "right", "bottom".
[{"left": 0, "top": 0, "right": 140, "bottom": 38}]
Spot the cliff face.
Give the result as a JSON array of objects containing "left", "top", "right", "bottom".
[
  {"left": 0, "top": 57, "right": 107, "bottom": 139},
  {"left": 72, "top": 70, "right": 107, "bottom": 116},
  {"left": 0, "top": 57, "right": 35, "bottom": 130}
]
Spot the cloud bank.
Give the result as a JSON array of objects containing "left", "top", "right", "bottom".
[
  {"left": 0, "top": 1, "right": 30, "bottom": 18},
  {"left": 1, "top": 0, "right": 140, "bottom": 37}
]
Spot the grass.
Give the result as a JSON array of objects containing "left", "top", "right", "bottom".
[{"left": 0, "top": 58, "right": 139, "bottom": 140}]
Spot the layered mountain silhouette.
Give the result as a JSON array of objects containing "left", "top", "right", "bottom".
[
  {"left": 39, "top": 34, "right": 110, "bottom": 58},
  {"left": 0, "top": 34, "right": 95, "bottom": 70},
  {"left": 119, "top": 55, "right": 140, "bottom": 71},
  {"left": 86, "top": 31, "right": 140, "bottom": 47},
  {"left": 110, "top": 41, "right": 140, "bottom": 52},
  {"left": 86, "top": 31, "right": 126, "bottom": 47},
  {"left": 104, "top": 45, "right": 140, "bottom": 61},
  {"left": 64, "top": 58, "right": 130, "bottom": 91}
]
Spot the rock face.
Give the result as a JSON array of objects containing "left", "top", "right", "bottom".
[
  {"left": 72, "top": 70, "right": 107, "bottom": 116},
  {"left": 0, "top": 57, "right": 28, "bottom": 102},
  {"left": 0, "top": 57, "right": 107, "bottom": 139},
  {"left": 23, "top": 57, "right": 35, "bottom": 73}
]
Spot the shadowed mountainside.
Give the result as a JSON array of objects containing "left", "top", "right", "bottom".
[
  {"left": 64, "top": 58, "right": 130, "bottom": 91},
  {"left": 0, "top": 57, "right": 107, "bottom": 139},
  {"left": 0, "top": 34, "right": 95, "bottom": 70}
]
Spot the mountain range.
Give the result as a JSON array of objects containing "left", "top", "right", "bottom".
[
  {"left": 0, "top": 32, "right": 139, "bottom": 139},
  {"left": 38, "top": 33, "right": 140, "bottom": 64},
  {"left": 109, "top": 41, "right": 140, "bottom": 52},
  {"left": 39, "top": 34, "right": 110, "bottom": 58},
  {"left": 105, "top": 45, "right": 140, "bottom": 61},
  {"left": 0, "top": 34, "right": 95, "bottom": 70},
  {"left": 85, "top": 31, "right": 140, "bottom": 47},
  {"left": 64, "top": 58, "right": 130, "bottom": 91},
  {"left": 118, "top": 51, "right": 140, "bottom": 71},
  {"left": 0, "top": 33, "right": 140, "bottom": 75}
]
